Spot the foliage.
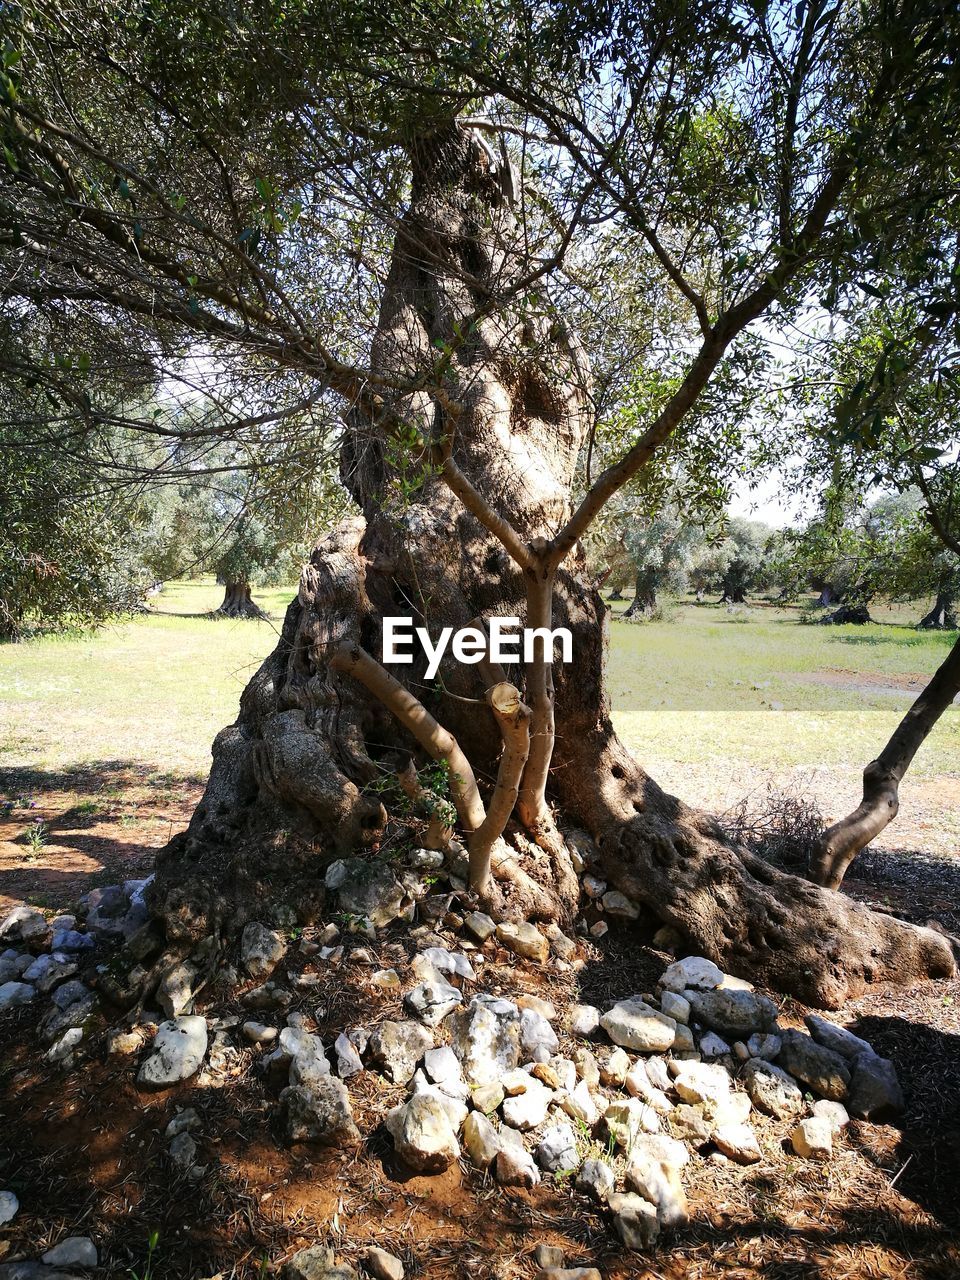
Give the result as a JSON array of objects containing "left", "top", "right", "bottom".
[
  {"left": 1, "top": 0, "right": 959, "bottom": 547},
  {"left": 144, "top": 452, "right": 349, "bottom": 592},
  {"left": 773, "top": 490, "right": 960, "bottom": 620},
  {"left": 588, "top": 493, "right": 777, "bottom": 611},
  {"left": 689, "top": 517, "right": 779, "bottom": 603},
  {"left": 0, "top": 421, "right": 162, "bottom": 638}
]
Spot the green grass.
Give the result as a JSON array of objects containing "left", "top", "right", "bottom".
[
  {"left": 0, "top": 578, "right": 292, "bottom": 780},
  {"left": 0, "top": 582, "right": 957, "bottom": 789},
  {"left": 608, "top": 600, "right": 960, "bottom": 778}
]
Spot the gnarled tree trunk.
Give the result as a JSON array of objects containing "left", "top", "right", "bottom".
[
  {"left": 149, "top": 126, "right": 955, "bottom": 1009},
  {"left": 215, "top": 579, "right": 265, "bottom": 619},
  {"left": 918, "top": 588, "right": 958, "bottom": 630},
  {"left": 624, "top": 569, "right": 658, "bottom": 618}
]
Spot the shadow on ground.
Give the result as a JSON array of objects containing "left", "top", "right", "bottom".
[{"left": 0, "top": 760, "right": 202, "bottom": 911}]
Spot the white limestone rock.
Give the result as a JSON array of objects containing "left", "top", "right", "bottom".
[
  {"left": 240, "top": 922, "right": 286, "bottom": 979},
  {"left": 599, "top": 998, "right": 676, "bottom": 1052},
  {"left": 386, "top": 1094, "right": 460, "bottom": 1172},
  {"left": 495, "top": 922, "right": 549, "bottom": 964},
  {"left": 713, "top": 1121, "right": 762, "bottom": 1164},
  {"left": 567, "top": 1004, "right": 600, "bottom": 1037},
  {"left": 137, "top": 1016, "right": 208, "bottom": 1089},
  {"left": 404, "top": 978, "right": 462, "bottom": 1026},
  {"left": 502, "top": 1076, "right": 553, "bottom": 1131},
  {"left": 625, "top": 1153, "right": 688, "bottom": 1228},
  {"left": 535, "top": 1121, "right": 580, "bottom": 1174},
  {"left": 608, "top": 1192, "right": 660, "bottom": 1250},
  {"left": 495, "top": 1125, "right": 540, "bottom": 1187},
  {"left": 791, "top": 1115, "right": 833, "bottom": 1159},
  {"left": 367, "top": 1021, "right": 433, "bottom": 1084},
  {"left": 659, "top": 956, "right": 723, "bottom": 993},
  {"left": 671, "top": 1061, "right": 732, "bottom": 1108},
  {"left": 743, "top": 1058, "right": 804, "bottom": 1119},
  {"left": 448, "top": 994, "right": 520, "bottom": 1085},
  {"left": 462, "top": 1110, "right": 500, "bottom": 1168},
  {"left": 811, "top": 1099, "right": 850, "bottom": 1133},
  {"left": 603, "top": 1097, "right": 661, "bottom": 1150},
  {"left": 576, "top": 1157, "right": 615, "bottom": 1203}
]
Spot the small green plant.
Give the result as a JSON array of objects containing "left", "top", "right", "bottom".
[
  {"left": 130, "top": 1229, "right": 159, "bottom": 1280},
  {"left": 22, "top": 818, "right": 48, "bottom": 860},
  {"left": 416, "top": 759, "right": 458, "bottom": 829}
]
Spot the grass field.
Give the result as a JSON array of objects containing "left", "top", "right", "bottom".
[
  {"left": 609, "top": 601, "right": 960, "bottom": 775},
  {"left": 0, "top": 579, "right": 957, "bottom": 893},
  {"left": 0, "top": 578, "right": 294, "bottom": 781}
]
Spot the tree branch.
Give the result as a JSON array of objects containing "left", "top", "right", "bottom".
[{"left": 328, "top": 642, "right": 485, "bottom": 833}]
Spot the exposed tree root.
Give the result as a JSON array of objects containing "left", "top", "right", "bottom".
[
  {"left": 213, "top": 581, "right": 267, "bottom": 619},
  {"left": 555, "top": 730, "right": 956, "bottom": 1008}
]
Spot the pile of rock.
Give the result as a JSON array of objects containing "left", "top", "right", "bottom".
[
  {"left": 0, "top": 878, "right": 159, "bottom": 1066},
  {"left": 0, "top": 846, "right": 907, "bottom": 1261},
  {"left": 319, "top": 948, "right": 903, "bottom": 1252}
]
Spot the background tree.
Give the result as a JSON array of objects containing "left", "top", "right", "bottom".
[
  {"left": 586, "top": 489, "right": 709, "bottom": 617},
  {"left": 690, "top": 517, "right": 778, "bottom": 604},
  {"left": 779, "top": 236, "right": 960, "bottom": 887},
  {"left": 0, "top": 422, "right": 159, "bottom": 638},
  {"left": 146, "top": 453, "right": 348, "bottom": 618}
]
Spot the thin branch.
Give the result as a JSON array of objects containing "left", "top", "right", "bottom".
[
  {"left": 328, "top": 642, "right": 486, "bottom": 833},
  {"left": 467, "top": 682, "right": 532, "bottom": 895}
]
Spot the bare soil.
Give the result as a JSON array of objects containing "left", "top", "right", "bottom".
[
  {"left": 1, "top": 888, "right": 959, "bottom": 1277},
  {"left": 0, "top": 766, "right": 198, "bottom": 915}
]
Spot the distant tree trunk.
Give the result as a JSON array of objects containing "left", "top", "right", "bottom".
[
  {"left": 817, "top": 583, "right": 835, "bottom": 607},
  {"left": 624, "top": 569, "right": 658, "bottom": 617},
  {"left": 719, "top": 563, "right": 747, "bottom": 604},
  {"left": 917, "top": 588, "right": 958, "bottom": 630},
  {"left": 146, "top": 124, "right": 954, "bottom": 1010},
  {"left": 811, "top": 631, "right": 960, "bottom": 889},
  {"left": 608, "top": 586, "right": 624, "bottom": 600},
  {"left": 214, "top": 579, "right": 266, "bottom": 619}
]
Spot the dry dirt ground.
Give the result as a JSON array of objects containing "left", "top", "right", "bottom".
[{"left": 0, "top": 917, "right": 958, "bottom": 1280}]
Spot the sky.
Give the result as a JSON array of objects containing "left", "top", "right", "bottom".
[{"left": 727, "top": 469, "right": 808, "bottom": 528}]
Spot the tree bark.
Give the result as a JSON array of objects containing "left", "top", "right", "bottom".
[
  {"left": 810, "top": 631, "right": 960, "bottom": 891},
  {"left": 624, "top": 569, "right": 658, "bottom": 618},
  {"left": 917, "top": 589, "right": 958, "bottom": 630},
  {"left": 214, "top": 580, "right": 266, "bottom": 619},
  {"left": 147, "top": 124, "right": 955, "bottom": 1007}
]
